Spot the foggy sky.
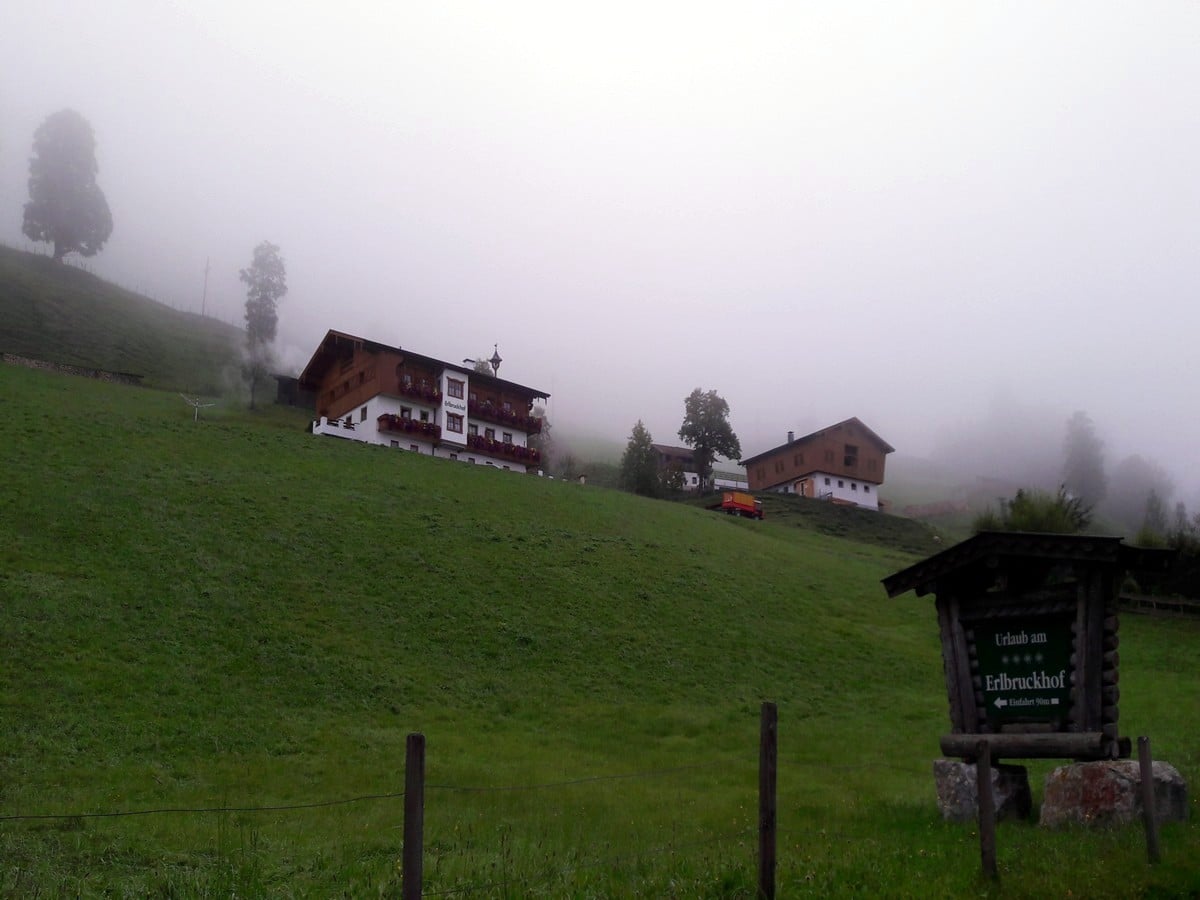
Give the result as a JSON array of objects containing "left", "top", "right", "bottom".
[{"left": 3, "top": 3, "right": 1198, "bottom": 498}]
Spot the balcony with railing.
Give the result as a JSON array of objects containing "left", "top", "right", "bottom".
[
  {"left": 467, "top": 399, "right": 543, "bottom": 434},
  {"left": 466, "top": 434, "right": 542, "bottom": 467},
  {"left": 397, "top": 381, "right": 442, "bottom": 404},
  {"left": 378, "top": 414, "right": 441, "bottom": 440}
]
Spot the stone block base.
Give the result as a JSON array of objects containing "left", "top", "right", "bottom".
[
  {"left": 1040, "top": 760, "right": 1189, "bottom": 827},
  {"left": 933, "top": 759, "right": 1033, "bottom": 822}
]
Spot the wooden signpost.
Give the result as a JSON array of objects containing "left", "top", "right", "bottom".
[
  {"left": 883, "top": 532, "right": 1175, "bottom": 878},
  {"left": 883, "top": 532, "right": 1172, "bottom": 764}
]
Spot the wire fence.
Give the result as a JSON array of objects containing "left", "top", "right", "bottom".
[
  {"left": 1, "top": 706, "right": 952, "bottom": 896},
  {"left": 9, "top": 710, "right": 1167, "bottom": 895}
]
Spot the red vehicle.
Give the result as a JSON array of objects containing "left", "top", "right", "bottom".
[{"left": 710, "top": 491, "right": 764, "bottom": 519}]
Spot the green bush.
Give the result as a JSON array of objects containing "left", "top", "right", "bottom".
[{"left": 971, "top": 486, "right": 1092, "bottom": 534}]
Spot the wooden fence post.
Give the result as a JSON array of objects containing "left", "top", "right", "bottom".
[
  {"left": 403, "top": 732, "right": 426, "bottom": 900},
  {"left": 1138, "top": 736, "right": 1160, "bottom": 864},
  {"left": 975, "top": 740, "right": 997, "bottom": 880},
  {"left": 758, "top": 701, "right": 778, "bottom": 900}
]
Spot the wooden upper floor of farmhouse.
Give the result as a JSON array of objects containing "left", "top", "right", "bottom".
[
  {"left": 298, "top": 330, "right": 549, "bottom": 427},
  {"left": 741, "top": 417, "right": 894, "bottom": 502}
]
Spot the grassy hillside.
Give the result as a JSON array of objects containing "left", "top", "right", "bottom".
[
  {"left": 0, "top": 245, "right": 241, "bottom": 393},
  {"left": 2, "top": 364, "right": 1197, "bottom": 897},
  {"left": 685, "top": 491, "right": 943, "bottom": 556}
]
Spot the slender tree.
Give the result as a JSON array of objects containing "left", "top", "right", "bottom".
[
  {"left": 240, "top": 241, "right": 287, "bottom": 409},
  {"left": 620, "top": 420, "right": 661, "bottom": 497},
  {"left": 528, "top": 404, "right": 552, "bottom": 471},
  {"left": 1062, "top": 411, "right": 1107, "bottom": 507},
  {"left": 23, "top": 109, "right": 113, "bottom": 261},
  {"left": 1143, "top": 489, "right": 1168, "bottom": 536},
  {"left": 678, "top": 388, "right": 741, "bottom": 492}
]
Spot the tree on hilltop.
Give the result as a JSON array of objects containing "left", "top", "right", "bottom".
[
  {"left": 620, "top": 420, "right": 661, "bottom": 497},
  {"left": 240, "top": 241, "right": 287, "bottom": 409},
  {"left": 23, "top": 109, "right": 113, "bottom": 261},
  {"left": 678, "top": 388, "right": 740, "bottom": 493}
]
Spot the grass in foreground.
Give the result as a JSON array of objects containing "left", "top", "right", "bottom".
[{"left": 1, "top": 364, "right": 1197, "bottom": 896}]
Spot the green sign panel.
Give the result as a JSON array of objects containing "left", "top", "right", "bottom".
[{"left": 974, "top": 618, "right": 1073, "bottom": 727}]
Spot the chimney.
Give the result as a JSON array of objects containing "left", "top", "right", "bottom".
[{"left": 787, "top": 431, "right": 794, "bottom": 444}]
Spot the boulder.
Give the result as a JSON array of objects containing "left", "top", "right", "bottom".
[
  {"left": 933, "top": 759, "right": 1032, "bottom": 822},
  {"left": 1040, "top": 760, "right": 1189, "bottom": 828}
]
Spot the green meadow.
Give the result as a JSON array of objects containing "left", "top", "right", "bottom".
[{"left": 2, "top": 363, "right": 1198, "bottom": 897}]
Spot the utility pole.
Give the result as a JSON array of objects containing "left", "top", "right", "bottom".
[{"left": 201, "top": 257, "right": 210, "bottom": 317}]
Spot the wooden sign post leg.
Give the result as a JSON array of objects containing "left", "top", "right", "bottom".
[
  {"left": 1138, "top": 736, "right": 1160, "bottom": 864},
  {"left": 975, "top": 740, "right": 998, "bottom": 880}
]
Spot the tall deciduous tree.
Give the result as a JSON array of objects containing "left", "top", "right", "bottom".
[
  {"left": 23, "top": 109, "right": 113, "bottom": 261},
  {"left": 1062, "top": 411, "right": 1107, "bottom": 507},
  {"left": 678, "top": 388, "right": 741, "bottom": 492},
  {"left": 620, "top": 420, "right": 661, "bottom": 497},
  {"left": 240, "top": 241, "right": 287, "bottom": 409}
]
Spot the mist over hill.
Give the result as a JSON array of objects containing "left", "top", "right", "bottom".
[{"left": 0, "top": 244, "right": 242, "bottom": 395}]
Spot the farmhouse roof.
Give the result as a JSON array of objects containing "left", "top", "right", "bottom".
[
  {"left": 740, "top": 417, "right": 894, "bottom": 467},
  {"left": 652, "top": 443, "right": 695, "bottom": 459},
  {"left": 881, "top": 531, "right": 1175, "bottom": 599},
  {"left": 298, "top": 329, "right": 550, "bottom": 400}
]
